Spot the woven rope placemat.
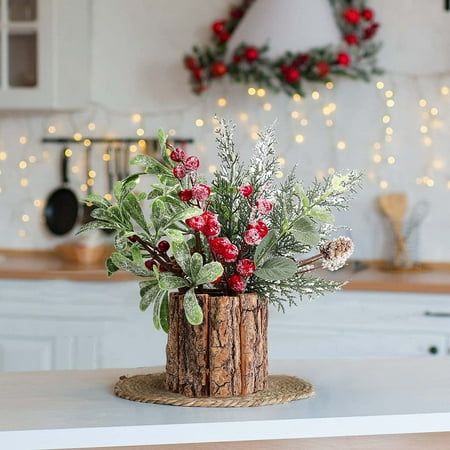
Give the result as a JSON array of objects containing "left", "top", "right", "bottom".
[{"left": 114, "top": 372, "right": 314, "bottom": 407}]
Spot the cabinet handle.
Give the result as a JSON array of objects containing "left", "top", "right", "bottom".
[
  {"left": 424, "top": 311, "right": 450, "bottom": 318},
  {"left": 428, "top": 346, "right": 439, "bottom": 355}
]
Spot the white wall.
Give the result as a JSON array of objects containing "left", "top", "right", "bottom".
[{"left": 0, "top": 0, "right": 449, "bottom": 261}]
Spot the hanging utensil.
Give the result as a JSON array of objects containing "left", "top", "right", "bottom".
[
  {"left": 44, "top": 147, "right": 79, "bottom": 235},
  {"left": 81, "top": 142, "right": 95, "bottom": 225},
  {"left": 102, "top": 145, "right": 115, "bottom": 235},
  {"left": 123, "top": 142, "right": 130, "bottom": 178},
  {"left": 114, "top": 144, "right": 123, "bottom": 181}
]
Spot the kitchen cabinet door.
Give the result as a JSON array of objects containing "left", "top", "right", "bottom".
[{"left": 0, "top": 0, "right": 90, "bottom": 109}]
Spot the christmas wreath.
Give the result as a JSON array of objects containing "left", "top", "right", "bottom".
[{"left": 184, "top": 0, "right": 382, "bottom": 96}]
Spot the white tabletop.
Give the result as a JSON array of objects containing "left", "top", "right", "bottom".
[{"left": 1, "top": 358, "right": 449, "bottom": 449}]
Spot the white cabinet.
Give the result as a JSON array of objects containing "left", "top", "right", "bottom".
[
  {"left": 0, "top": 279, "right": 449, "bottom": 372},
  {"left": 0, "top": 0, "right": 90, "bottom": 110}
]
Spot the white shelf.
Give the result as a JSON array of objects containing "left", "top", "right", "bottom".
[{"left": 0, "top": 358, "right": 450, "bottom": 449}]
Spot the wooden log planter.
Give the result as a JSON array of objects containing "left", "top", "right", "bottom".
[{"left": 166, "top": 292, "right": 268, "bottom": 398}]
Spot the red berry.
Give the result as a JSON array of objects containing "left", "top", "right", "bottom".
[
  {"left": 192, "top": 183, "right": 211, "bottom": 202},
  {"left": 284, "top": 66, "right": 301, "bottom": 84},
  {"left": 170, "top": 147, "right": 186, "bottom": 162},
  {"left": 239, "top": 184, "right": 254, "bottom": 197},
  {"left": 184, "top": 56, "right": 198, "bottom": 71},
  {"left": 254, "top": 220, "right": 269, "bottom": 238},
  {"left": 128, "top": 235, "right": 139, "bottom": 243},
  {"left": 209, "top": 237, "right": 231, "bottom": 255},
  {"left": 158, "top": 240, "right": 170, "bottom": 252},
  {"left": 221, "top": 243, "right": 239, "bottom": 263},
  {"left": 362, "top": 8, "right": 374, "bottom": 21},
  {"left": 244, "top": 46, "right": 259, "bottom": 62},
  {"left": 315, "top": 61, "right": 330, "bottom": 77},
  {"left": 186, "top": 215, "right": 206, "bottom": 231},
  {"left": 342, "top": 7, "right": 360, "bottom": 24},
  {"left": 184, "top": 155, "right": 200, "bottom": 171},
  {"left": 364, "top": 23, "right": 379, "bottom": 40},
  {"left": 228, "top": 274, "right": 246, "bottom": 293},
  {"left": 233, "top": 54, "right": 242, "bottom": 64},
  {"left": 256, "top": 198, "right": 273, "bottom": 214},
  {"left": 145, "top": 259, "right": 156, "bottom": 270},
  {"left": 293, "top": 53, "right": 309, "bottom": 67},
  {"left": 211, "top": 61, "right": 227, "bottom": 77},
  {"left": 173, "top": 165, "right": 186, "bottom": 179},
  {"left": 179, "top": 189, "right": 193, "bottom": 202},
  {"left": 192, "top": 68, "right": 203, "bottom": 81},
  {"left": 337, "top": 52, "right": 351, "bottom": 66},
  {"left": 230, "top": 7, "right": 243, "bottom": 19},
  {"left": 244, "top": 228, "right": 262, "bottom": 246},
  {"left": 345, "top": 34, "right": 359, "bottom": 46},
  {"left": 218, "top": 30, "right": 230, "bottom": 43},
  {"left": 211, "top": 20, "right": 226, "bottom": 34},
  {"left": 202, "top": 211, "right": 217, "bottom": 222},
  {"left": 236, "top": 259, "right": 256, "bottom": 277},
  {"left": 203, "top": 219, "right": 221, "bottom": 238}
]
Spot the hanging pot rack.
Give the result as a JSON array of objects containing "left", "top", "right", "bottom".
[{"left": 42, "top": 137, "right": 194, "bottom": 145}]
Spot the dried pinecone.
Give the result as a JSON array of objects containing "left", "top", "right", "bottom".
[{"left": 320, "top": 236, "right": 354, "bottom": 271}]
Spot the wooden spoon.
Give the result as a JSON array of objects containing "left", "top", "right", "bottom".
[{"left": 378, "top": 193, "right": 408, "bottom": 268}]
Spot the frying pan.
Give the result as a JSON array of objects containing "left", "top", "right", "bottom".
[{"left": 44, "top": 147, "right": 79, "bottom": 235}]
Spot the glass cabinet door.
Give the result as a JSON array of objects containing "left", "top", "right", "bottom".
[{"left": 1, "top": 0, "right": 38, "bottom": 88}]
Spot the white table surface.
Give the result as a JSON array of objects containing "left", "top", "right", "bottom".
[{"left": 1, "top": 358, "right": 450, "bottom": 449}]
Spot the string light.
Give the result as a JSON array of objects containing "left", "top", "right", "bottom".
[
  {"left": 430, "top": 107, "right": 439, "bottom": 116},
  {"left": 87, "top": 178, "right": 95, "bottom": 187},
  {"left": 373, "top": 142, "right": 381, "bottom": 150},
  {"left": 419, "top": 99, "right": 427, "bottom": 107},
  {"left": 131, "top": 113, "right": 142, "bottom": 123},
  {"left": 0, "top": 152, "right": 7, "bottom": 160},
  {"left": 73, "top": 132, "right": 82, "bottom": 141},
  {"left": 208, "top": 164, "right": 217, "bottom": 173},
  {"left": 17, "top": 229, "right": 26, "bottom": 238},
  {"left": 20, "top": 178, "right": 29, "bottom": 187},
  {"left": 432, "top": 159, "right": 445, "bottom": 170},
  {"left": 386, "top": 99, "right": 395, "bottom": 108},
  {"left": 384, "top": 90, "right": 393, "bottom": 98},
  {"left": 247, "top": 87, "right": 256, "bottom": 96},
  {"left": 80, "top": 183, "right": 88, "bottom": 192},
  {"left": 19, "top": 160, "right": 27, "bottom": 169},
  {"left": 102, "top": 153, "right": 111, "bottom": 161},
  {"left": 387, "top": 156, "right": 396, "bottom": 165},
  {"left": 325, "top": 81, "right": 334, "bottom": 90},
  {"left": 379, "top": 180, "right": 389, "bottom": 189},
  {"left": 104, "top": 193, "right": 112, "bottom": 201},
  {"left": 263, "top": 102, "right": 272, "bottom": 111},
  {"left": 295, "top": 134, "right": 305, "bottom": 144},
  {"left": 292, "top": 93, "right": 302, "bottom": 102},
  {"left": 256, "top": 88, "right": 266, "bottom": 97},
  {"left": 64, "top": 148, "right": 72, "bottom": 157},
  {"left": 328, "top": 167, "right": 336, "bottom": 175},
  {"left": 71, "top": 166, "right": 80, "bottom": 174},
  {"left": 385, "top": 127, "right": 393, "bottom": 136},
  {"left": 19, "top": 136, "right": 27, "bottom": 144},
  {"left": 136, "top": 128, "right": 145, "bottom": 136},
  {"left": 87, "top": 122, "right": 96, "bottom": 131},
  {"left": 420, "top": 125, "right": 428, "bottom": 134},
  {"left": 217, "top": 98, "right": 227, "bottom": 107},
  {"left": 423, "top": 136, "right": 433, "bottom": 146},
  {"left": 239, "top": 112, "right": 248, "bottom": 122},
  {"left": 168, "top": 128, "right": 176, "bottom": 136},
  {"left": 276, "top": 157, "right": 286, "bottom": 166},
  {"left": 300, "top": 118, "right": 309, "bottom": 126},
  {"left": 373, "top": 154, "right": 382, "bottom": 163},
  {"left": 325, "top": 119, "right": 333, "bottom": 127},
  {"left": 382, "top": 115, "right": 391, "bottom": 124},
  {"left": 83, "top": 139, "right": 92, "bottom": 146},
  {"left": 48, "top": 126, "right": 56, "bottom": 134},
  {"left": 195, "top": 119, "right": 204, "bottom": 127},
  {"left": 441, "top": 86, "right": 449, "bottom": 96},
  {"left": 376, "top": 81, "right": 384, "bottom": 90},
  {"left": 21, "top": 214, "right": 29, "bottom": 223},
  {"left": 33, "top": 199, "right": 41, "bottom": 207},
  {"left": 291, "top": 111, "right": 300, "bottom": 119},
  {"left": 311, "top": 91, "right": 320, "bottom": 100},
  {"left": 28, "top": 155, "right": 36, "bottom": 163},
  {"left": 88, "top": 170, "right": 96, "bottom": 178},
  {"left": 336, "top": 141, "right": 346, "bottom": 150},
  {"left": 275, "top": 170, "right": 284, "bottom": 179}
]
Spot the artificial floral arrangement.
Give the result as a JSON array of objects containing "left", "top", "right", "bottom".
[
  {"left": 184, "top": 0, "right": 381, "bottom": 96},
  {"left": 80, "top": 119, "right": 360, "bottom": 399}
]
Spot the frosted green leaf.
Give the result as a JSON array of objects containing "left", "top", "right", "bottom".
[
  {"left": 140, "top": 285, "right": 162, "bottom": 312},
  {"left": 183, "top": 288, "right": 203, "bottom": 325},
  {"left": 254, "top": 256, "right": 297, "bottom": 281},
  {"left": 254, "top": 230, "right": 277, "bottom": 266},
  {"left": 195, "top": 262, "right": 223, "bottom": 286},
  {"left": 189, "top": 253, "right": 203, "bottom": 280},
  {"left": 166, "top": 230, "right": 191, "bottom": 274},
  {"left": 158, "top": 273, "right": 189, "bottom": 290},
  {"left": 110, "top": 252, "right": 150, "bottom": 277},
  {"left": 123, "top": 193, "right": 148, "bottom": 232},
  {"left": 77, "top": 220, "right": 115, "bottom": 235},
  {"left": 159, "top": 293, "right": 170, "bottom": 333},
  {"left": 309, "top": 206, "right": 335, "bottom": 224},
  {"left": 291, "top": 217, "right": 320, "bottom": 246},
  {"left": 130, "top": 154, "right": 170, "bottom": 176}
]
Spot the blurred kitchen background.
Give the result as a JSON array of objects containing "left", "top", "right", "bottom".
[{"left": 0, "top": 0, "right": 449, "bottom": 372}]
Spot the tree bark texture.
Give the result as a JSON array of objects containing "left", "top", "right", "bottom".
[{"left": 165, "top": 292, "right": 268, "bottom": 398}]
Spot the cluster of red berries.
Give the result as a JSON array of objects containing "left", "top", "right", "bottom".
[
  {"left": 143, "top": 240, "right": 170, "bottom": 271},
  {"left": 342, "top": 7, "right": 379, "bottom": 45},
  {"left": 186, "top": 211, "right": 221, "bottom": 238}
]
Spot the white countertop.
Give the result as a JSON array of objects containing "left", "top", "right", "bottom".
[{"left": 1, "top": 358, "right": 450, "bottom": 449}]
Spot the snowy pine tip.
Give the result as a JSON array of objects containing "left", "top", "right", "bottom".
[{"left": 320, "top": 236, "right": 354, "bottom": 271}]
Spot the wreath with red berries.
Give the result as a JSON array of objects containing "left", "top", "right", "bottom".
[{"left": 184, "top": 0, "right": 382, "bottom": 96}]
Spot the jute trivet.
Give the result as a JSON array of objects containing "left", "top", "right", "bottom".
[{"left": 114, "top": 372, "right": 314, "bottom": 408}]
